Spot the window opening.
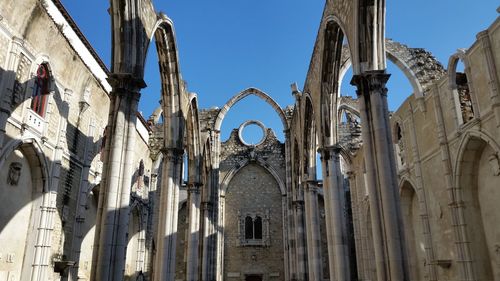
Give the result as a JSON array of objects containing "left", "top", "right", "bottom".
[{"left": 30, "top": 64, "right": 50, "bottom": 117}]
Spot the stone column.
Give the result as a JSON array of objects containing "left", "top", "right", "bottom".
[
  {"left": 284, "top": 130, "right": 293, "bottom": 281},
  {"left": 293, "top": 198, "right": 307, "bottom": 281},
  {"left": 346, "top": 171, "right": 365, "bottom": 280},
  {"left": 319, "top": 145, "right": 350, "bottom": 281},
  {"left": 186, "top": 182, "right": 202, "bottom": 281},
  {"left": 351, "top": 70, "right": 409, "bottom": 281},
  {"left": 92, "top": 74, "right": 144, "bottom": 281},
  {"left": 304, "top": 180, "right": 323, "bottom": 281},
  {"left": 154, "top": 147, "right": 184, "bottom": 281},
  {"left": 200, "top": 201, "right": 213, "bottom": 281}
]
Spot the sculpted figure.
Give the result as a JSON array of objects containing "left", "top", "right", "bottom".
[
  {"left": 488, "top": 154, "right": 500, "bottom": 176},
  {"left": 7, "top": 162, "right": 22, "bottom": 186}
]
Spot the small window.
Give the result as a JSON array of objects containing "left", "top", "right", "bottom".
[
  {"left": 254, "top": 216, "right": 262, "bottom": 239},
  {"left": 30, "top": 64, "right": 50, "bottom": 117},
  {"left": 240, "top": 213, "right": 268, "bottom": 246},
  {"left": 245, "top": 216, "right": 254, "bottom": 239}
]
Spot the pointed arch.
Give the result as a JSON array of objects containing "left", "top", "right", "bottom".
[
  {"left": 448, "top": 49, "right": 478, "bottom": 125},
  {"left": 152, "top": 17, "right": 185, "bottom": 148},
  {"left": 302, "top": 94, "right": 317, "bottom": 179},
  {"left": 453, "top": 130, "right": 500, "bottom": 280},
  {"left": 214, "top": 87, "right": 288, "bottom": 132}
]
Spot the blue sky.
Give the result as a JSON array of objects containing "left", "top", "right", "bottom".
[{"left": 61, "top": 0, "right": 498, "bottom": 142}]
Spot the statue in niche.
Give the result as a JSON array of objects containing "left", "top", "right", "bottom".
[
  {"left": 488, "top": 154, "right": 500, "bottom": 176},
  {"left": 7, "top": 162, "right": 22, "bottom": 186}
]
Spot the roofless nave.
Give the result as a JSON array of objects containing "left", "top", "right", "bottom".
[{"left": 0, "top": 1, "right": 499, "bottom": 281}]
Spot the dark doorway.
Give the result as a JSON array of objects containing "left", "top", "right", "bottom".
[{"left": 245, "top": 274, "right": 263, "bottom": 281}]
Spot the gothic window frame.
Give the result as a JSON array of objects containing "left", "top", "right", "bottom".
[
  {"left": 30, "top": 63, "right": 51, "bottom": 118},
  {"left": 238, "top": 210, "right": 270, "bottom": 247}
]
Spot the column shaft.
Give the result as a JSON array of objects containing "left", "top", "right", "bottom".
[
  {"left": 294, "top": 199, "right": 307, "bottom": 281},
  {"left": 320, "top": 147, "right": 351, "bottom": 281},
  {"left": 186, "top": 183, "right": 202, "bottom": 281},
  {"left": 351, "top": 71, "right": 409, "bottom": 281},
  {"left": 93, "top": 74, "right": 143, "bottom": 281},
  {"left": 304, "top": 181, "right": 323, "bottom": 281},
  {"left": 154, "top": 148, "right": 183, "bottom": 281}
]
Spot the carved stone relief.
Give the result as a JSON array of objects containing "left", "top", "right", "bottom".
[{"left": 7, "top": 162, "right": 22, "bottom": 186}]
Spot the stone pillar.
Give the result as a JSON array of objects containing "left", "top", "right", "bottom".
[
  {"left": 319, "top": 145, "right": 350, "bottom": 281},
  {"left": 304, "top": 180, "right": 323, "bottom": 281},
  {"left": 284, "top": 130, "right": 293, "bottom": 281},
  {"left": 200, "top": 201, "right": 213, "bottom": 281},
  {"left": 346, "top": 171, "right": 365, "bottom": 280},
  {"left": 293, "top": 199, "right": 307, "bottom": 281},
  {"left": 92, "top": 74, "right": 144, "bottom": 281},
  {"left": 351, "top": 70, "right": 409, "bottom": 281},
  {"left": 154, "top": 147, "right": 184, "bottom": 281},
  {"left": 186, "top": 182, "right": 202, "bottom": 281}
]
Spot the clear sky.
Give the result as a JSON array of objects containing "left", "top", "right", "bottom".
[{"left": 60, "top": 0, "right": 498, "bottom": 142}]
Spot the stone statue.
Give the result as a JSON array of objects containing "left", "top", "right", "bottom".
[
  {"left": 7, "top": 162, "right": 22, "bottom": 186},
  {"left": 488, "top": 154, "right": 500, "bottom": 176}
]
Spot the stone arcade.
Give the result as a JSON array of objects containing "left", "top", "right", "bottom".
[{"left": 0, "top": 0, "right": 499, "bottom": 281}]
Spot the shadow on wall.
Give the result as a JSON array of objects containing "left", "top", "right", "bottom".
[{"left": 0, "top": 66, "right": 107, "bottom": 280}]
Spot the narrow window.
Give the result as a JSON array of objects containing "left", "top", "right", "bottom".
[
  {"left": 245, "top": 216, "right": 254, "bottom": 239},
  {"left": 30, "top": 64, "right": 50, "bottom": 117},
  {"left": 254, "top": 216, "right": 262, "bottom": 239}
]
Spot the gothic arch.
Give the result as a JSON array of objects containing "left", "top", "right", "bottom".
[
  {"left": 453, "top": 130, "right": 500, "bottom": 280},
  {"left": 153, "top": 17, "right": 185, "bottom": 148},
  {"left": 302, "top": 94, "right": 317, "bottom": 179},
  {"left": 0, "top": 137, "right": 50, "bottom": 190},
  {"left": 448, "top": 49, "right": 478, "bottom": 125},
  {"left": 339, "top": 40, "right": 446, "bottom": 100},
  {"left": 320, "top": 18, "right": 347, "bottom": 146},
  {"left": 214, "top": 87, "right": 288, "bottom": 132},
  {"left": 0, "top": 137, "right": 51, "bottom": 280},
  {"left": 398, "top": 179, "right": 426, "bottom": 281},
  {"left": 186, "top": 94, "right": 202, "bottom": 183}
]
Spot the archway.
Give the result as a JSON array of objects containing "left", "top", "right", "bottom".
[
  {"left": 0, "top": 140, "right": 49, "bottom": 281},
  {"left": 456, "top": 133, "right": 500, "bottom": 280},
  {"left": 400, "top": 180, "right": 426, "bottom": 281}
]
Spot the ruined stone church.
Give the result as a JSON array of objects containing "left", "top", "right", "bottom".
[{"left": 0, "top": 0, "right": 499, "bottom": 281}]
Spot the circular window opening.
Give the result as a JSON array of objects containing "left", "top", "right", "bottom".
[{"left": 238, "top": 121, "right": 266, "bottom": 146}]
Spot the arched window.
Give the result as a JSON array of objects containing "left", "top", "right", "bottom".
[
  {"left": 254, "top": 216, "right": 262, "bottom": 239},
  {"left": 30, "top": 64, "right": 50, "bottom": 117},
  {"left": 245, "top": 216, "right": 254, "bottom": 239},
  {"left": 239, "top": 212, "right": 269, "bottom": 246}
]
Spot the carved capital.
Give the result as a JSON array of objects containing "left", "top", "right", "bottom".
[
  {"left": 161, "top": 147, "right": 184, "bottom": 163},
  {"left": 317, "top": 144, "right": 341, "bottom": 161},
  {"left": 350, "top": 70, "right": 391, "bottom": 97},
  {"left": 107, "top": 73, "right": 146, "bottom": 98}
]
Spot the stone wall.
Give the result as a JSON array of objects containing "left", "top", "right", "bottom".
[{"left": 220, "top": 127, "right": 286, "bottom": 281}]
